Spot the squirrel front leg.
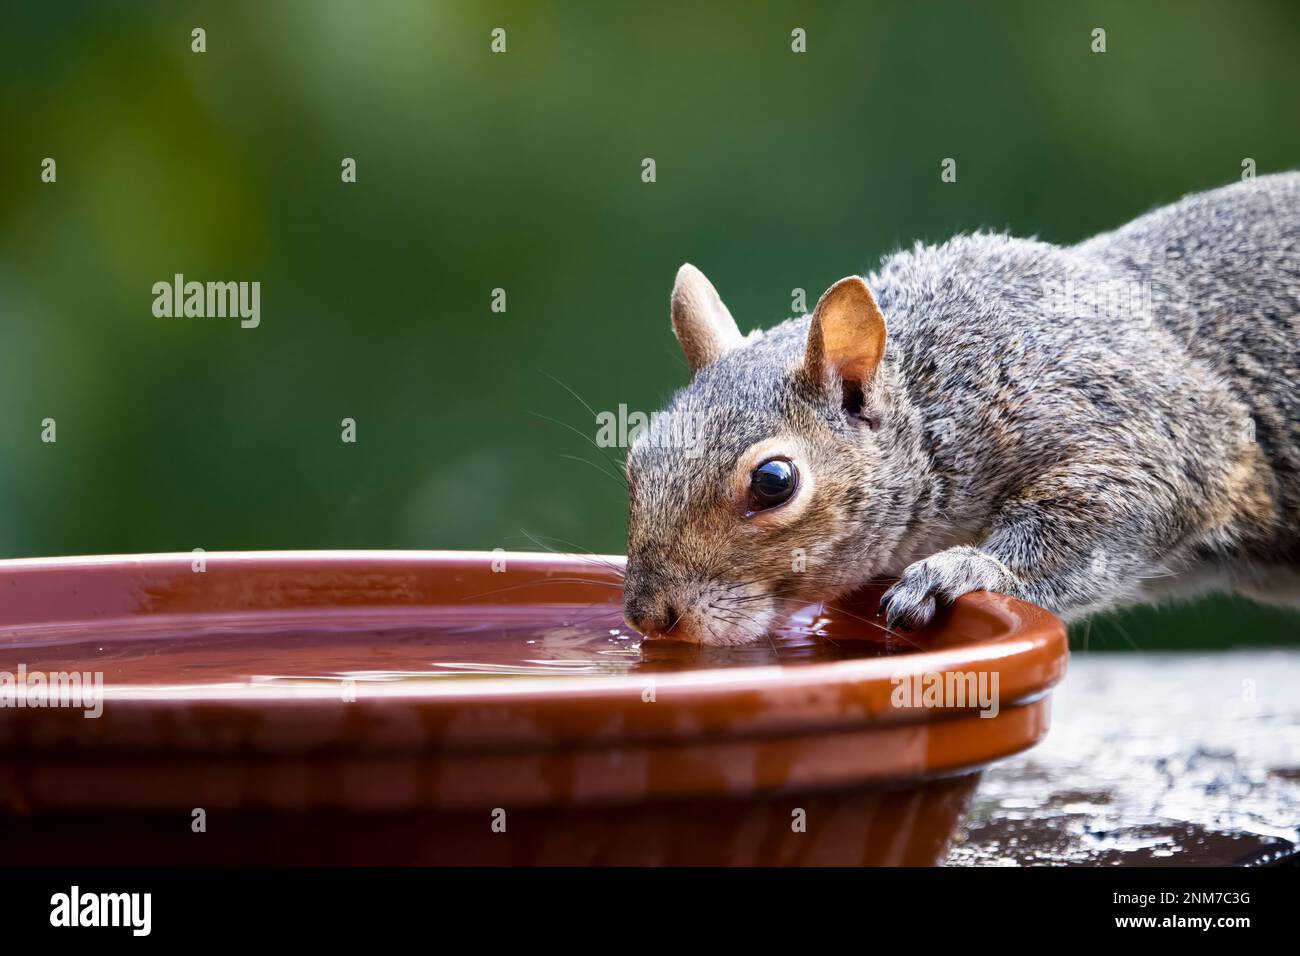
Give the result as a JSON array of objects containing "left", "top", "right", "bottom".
[
  {"left": 879, "top": 465, "right": 1178, "bottom": 629},
  {"left": 879, "top": 545, "right": 1024, "bottom": 629}
]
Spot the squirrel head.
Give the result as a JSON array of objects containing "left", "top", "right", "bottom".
[{"left": 624, "top": 264, "right": 924, "bottom": 645}]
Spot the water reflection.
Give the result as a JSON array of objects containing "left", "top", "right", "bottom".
[{"left": 3, "top": 597, "right": 906, "bottom": 688}]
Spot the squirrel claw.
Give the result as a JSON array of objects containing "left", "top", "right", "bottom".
[{"left": 878, "top": 586, "right": 937, "bottom": 631}]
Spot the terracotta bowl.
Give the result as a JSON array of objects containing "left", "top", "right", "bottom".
[{"left": 0, "top": 551, "right": 1067, "bottom": 865}]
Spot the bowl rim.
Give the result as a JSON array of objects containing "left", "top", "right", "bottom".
[
  {"left": 0, "top": 549, "right": 1066, "bottom": 701},
  {"left": 0, "top": 550, "right": 1070, "bottom": 800}
]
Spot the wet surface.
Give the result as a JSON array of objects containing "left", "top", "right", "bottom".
[{"left": 947, "top": 650, "right": 1300, "bottom": 866}]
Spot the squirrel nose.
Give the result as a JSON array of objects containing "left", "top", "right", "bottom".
[{"left": 624, "top": 596, "right": 679, "bottom": 637}]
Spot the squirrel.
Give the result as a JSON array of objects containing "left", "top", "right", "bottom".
[{"left": 622, "top": 173, "right": 1300, "bottom": 644}]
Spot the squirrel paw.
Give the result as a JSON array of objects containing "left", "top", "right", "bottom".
[{"left": 878, "top": 546, "right": 1016, "bottom": 630}]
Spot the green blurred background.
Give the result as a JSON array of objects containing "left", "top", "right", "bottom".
[{"left": 2, "top": 0, "right": 1297, "bottom": 649}]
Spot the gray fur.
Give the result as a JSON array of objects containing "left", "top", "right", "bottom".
[{"left": 624, "top": 174, "right": 1300, "bottom": 642}]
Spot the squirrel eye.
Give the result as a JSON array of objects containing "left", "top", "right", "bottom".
[{"left": 748, "top": 458, "right": 797, "bottom": 512}]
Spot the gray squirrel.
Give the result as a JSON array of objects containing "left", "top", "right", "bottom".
[{"left": 623, "top": 173, "right": 1300, "bottom": 644}]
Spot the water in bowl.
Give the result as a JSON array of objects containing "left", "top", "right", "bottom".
[{"left": 0, "top": 599, "right": 909, "bottom": 689}]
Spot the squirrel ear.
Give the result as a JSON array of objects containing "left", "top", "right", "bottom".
[
  {"left": 803, "top": 276, "right": 887, "bottom": 391},
  {"left": 671, "top": 263, "right": 744, "bottom": 374}
]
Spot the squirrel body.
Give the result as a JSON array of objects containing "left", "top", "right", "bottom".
[{"left": 624, "top": 174, "right": 1300, "bottom": 643}]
